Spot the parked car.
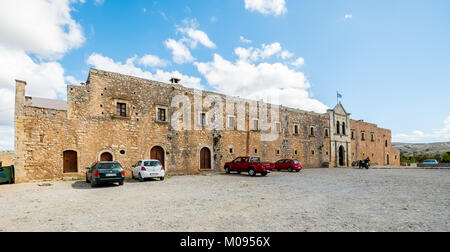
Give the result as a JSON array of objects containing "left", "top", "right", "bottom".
[
  {"left": 224, "top": 157, "right": 273, "bottom": 176},
  {"left": 274, "top": 159, "right": 303, "bottom": 172},
  {"left": 422, "top": 159, "right": 439, "bottom": 165},
  {"left": 131, "top": 160, "right": 165, "bottom": 182},
  {"left": 86, "top": 162, "right": 125, "bottom": 187}
]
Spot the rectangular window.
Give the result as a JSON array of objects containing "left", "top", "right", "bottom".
[
  {"left": 351, "top": 130, "right": 355, "bottom": 140},
  {"left": 310, "top": 127, "right": 315, "bottom": 136},
  {"left": 253, "top": 119, "right": 259, "bottom": 131},
  {"left": 117, "top": 103, "right": 127, "bottom": 117},
  {"left": 294, "top": 125, "right": 299, "bottom": 135},
  {"left": 371, "top": 133, "right": 375, "bottom": 142},
  {"left": 361, "top": 132, "right": 366, "bottom": 141},
  {"left": 199, "top": 113, "right": 206, "bottom": 127},
  {"left": 228, "top": 116, "right": 235, "bottom": 130},
  {"left": 276, "top": 122, "right": 281, "bottom": 133},
  {"left": 325, "top": 129, "right": 329, "bottom": 137},
  {"left": 157, "top": 108, "right": 166, "bottom": 122}
]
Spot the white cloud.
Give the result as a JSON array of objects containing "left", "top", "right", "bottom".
[
  {"left": 0, "top": 126, "right": 14, "bottom": 150},
  {"left": 240, "top": 36, "right": 252, "bottom": 44},
  {"left": 177, "top": 19, "right": 216, "bottom": 49},
  {"left": 165, "top": 19, "right": 215, "bottom": 64},
  {"left": 344, "top": 14, "right": 353, "bottom": 19},
  {"left": 165, "top": 39, "right": 196, "bottom": 64},
  {"left": 235, "top": 42, "right": 294, "bottom": 62},
  {"left": 393, "top": 117, "right": 450, "bottom": 143},
  {"left": 195, "top": 53, "right": 328, "bottom": 113},
  {"left": 137, "top": 54, "right": 170, "bottom": 68},
  {"left": 280, "top": 50, "right": 293, "bottom": 60},
  {"left": 291, "top": 57, "right": 305, "bottom": 67},
  {"left": 0, "top": 0, "right": 85, "bottom": 150},
  {"left": 245, "top": 0, "right": 287, "bottom": 17},
  {"left": 87, "top": 53, "right": 203, "bottom": 90},
  {"left": 94, "top": 0, "right": 105, "bottom": 6},
  {"left": 0, "top": 0, "right": 85, "bottom": 60}
]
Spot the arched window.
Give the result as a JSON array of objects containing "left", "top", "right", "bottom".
[
  {"left": 100, "top": 152, "right": 113, "bottom": 162},
  {"left": 336, "top": 121, "right": 341, "bottom": 134},
  {"left": 342, "top": 122, "right": 346, "bottom": 135}
]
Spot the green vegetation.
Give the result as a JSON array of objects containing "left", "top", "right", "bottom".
[{"left": 401, "top": 151, "right": 450, "bottom": 164}]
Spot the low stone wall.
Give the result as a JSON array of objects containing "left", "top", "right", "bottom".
[{"left": 417, "top": 163, "right": 450, "bottom": 168}]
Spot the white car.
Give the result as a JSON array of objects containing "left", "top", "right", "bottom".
[{"left": 131, "top": 160, "right": 165, "bottom": 182}]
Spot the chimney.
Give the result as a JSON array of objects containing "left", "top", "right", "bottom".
[
  {"left": 170, "top": 78, "right": 181, "bottom": 84},
  {"left": 15, "top": 80, "right": 27, "bottom": 111}
]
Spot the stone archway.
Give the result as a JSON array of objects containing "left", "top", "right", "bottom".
[
  {"left": 63, "top": 150, "right": 78, "bottom": 173},
  {"left": 100, "top": 152, "right": 113, "bottom": 162},
  {"left": 151, "top": 146, "right": 165, "bottom": 168},
  {"left": 200, "top": 147, "right": 212, "bottom": 170},
  {"left": 339, "top": 146, "right": 345, "bottom": 167}
]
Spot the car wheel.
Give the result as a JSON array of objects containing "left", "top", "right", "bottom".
[
  {"left": 248, "top": 168, "right": 256, "bottom": 177},
  {"left": 139, "top": 173, "right": 145, "bottom": 182},
  {"left": 296, "top": 169, "right": 300, "bottom": 173},
  {"left": 261, "top": 172, "right": 268, "bottom": 177},
  {"left": 288, "top": 167, "right": 293, "bottom": 172},
  {"left": 119, "top": 180, "right": 124, "bottom": 186},
  {"left": 160, "top": 177, "right": 165, "bottom": 181},
  {"left": 225, "top": 166, "right": 231, "bottom": 174},
  {"left": 91, "top": 179, "right": 97, "bottom": 188}
]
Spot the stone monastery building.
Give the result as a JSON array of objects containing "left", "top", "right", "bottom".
[{"left": 14, "top": 69, "right": 400, "bottom": 183}]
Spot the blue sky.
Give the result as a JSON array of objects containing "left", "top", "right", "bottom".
[{"left": 1, "top": 0, "right": 450, "bottom": 149}]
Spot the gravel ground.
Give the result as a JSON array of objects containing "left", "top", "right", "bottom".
[{"left": 0, "top": 168, "right": 449, "bottom": 232}]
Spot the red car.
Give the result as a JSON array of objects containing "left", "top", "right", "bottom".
[
  {"left": 274, "top": 159, "right": 303, "bottom": 172},
  {"left": 224, "top": 157, "right": 273, "bottom": 177}
]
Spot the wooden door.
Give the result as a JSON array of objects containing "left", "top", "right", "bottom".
[
  {"left": 151, "top": 146, "right": 165, "bottom": 167},
  {"left": 63, "top": 150, "right": 78, "bottom": 173},
  {"left": 200, "top": 147, "right": 211, "bottom": 170}
]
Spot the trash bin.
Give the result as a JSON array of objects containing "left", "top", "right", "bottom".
[{"left": 0, "top": 166, "right": 14, "bottom": 184}]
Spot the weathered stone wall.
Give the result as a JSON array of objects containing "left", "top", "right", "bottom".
[
  {"left": 0, "top": 151, "right": 14, "bottom": 167},
  {"left": 13, "top": 68, "right": 399, "bottom": 182},
  {"left": 350, "top": 120, "right": 400, "bottom": 166}
]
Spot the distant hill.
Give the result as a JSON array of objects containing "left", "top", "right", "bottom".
[{"left": 393, "top": 142, "right": 450, "bottom": 156}]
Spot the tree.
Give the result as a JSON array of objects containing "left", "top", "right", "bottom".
[{"left": 441, "top": 153, "right": 450, "bottom": 163}]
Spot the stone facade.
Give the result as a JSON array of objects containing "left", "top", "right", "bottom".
[
  {"left": 0, "top": 151, "right": 14, "bottom": 167},
  {"left": 13, "top": 68, "right": 400, "bottom": 183}
]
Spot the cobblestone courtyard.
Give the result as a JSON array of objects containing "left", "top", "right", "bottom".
[{"left": 0, "top": 168, "right": 448, "bottom": 232}]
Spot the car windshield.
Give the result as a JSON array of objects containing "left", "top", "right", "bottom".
[
  {"left": 144, "top": 161, "right": 161, "bottom": 167},
  {"left": 250, "top": 157, "right": 260, "bottom": 162},
  {"left": 98, "top": 163, "right": 122, "bottom": 170},
  {"left": 293, "top": 160, "right": 300, "bottom": 164}
]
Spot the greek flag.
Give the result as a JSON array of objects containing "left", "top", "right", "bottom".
[{"left": 337, "top": 92, "right": 343, "bottom": 99}]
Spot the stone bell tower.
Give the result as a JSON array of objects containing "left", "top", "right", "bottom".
[{"left": 328, "top": 103, "right": 351, "bottom": 167}]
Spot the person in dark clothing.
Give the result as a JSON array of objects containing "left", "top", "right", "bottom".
[{"left": 364, "top": 157, "right": 371, "bottom": 169}]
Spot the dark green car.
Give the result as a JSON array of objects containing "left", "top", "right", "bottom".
[{"left": 86, "top": 162, "right": 125, "bottom": 188}]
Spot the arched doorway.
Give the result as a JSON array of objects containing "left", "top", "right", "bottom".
[
  {"left": 151, "top": 146, "right": 165, "bottom": 167},
  {"left": 100, "top": 152, "right": 113, "bottom": 162},
  {"left": 200, "top": 147, "right": 212, "bottom": 170},
  {"left": 63, "top": 150, "right": 78, "bottom": 173},
  {"left": 339, "top": 146, "right": 345, "bottom": 167}
]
